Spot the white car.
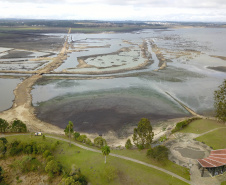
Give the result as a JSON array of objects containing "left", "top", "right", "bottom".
[{"left": 35, "top": 132, "right": 42, "bottom": 136}]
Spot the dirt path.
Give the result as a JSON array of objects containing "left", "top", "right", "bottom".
[{"left": 0, "top": 28, "right": 71, "bottom": 134}]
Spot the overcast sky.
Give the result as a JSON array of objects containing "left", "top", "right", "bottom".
[{"left": 0, "top": 0, "right": 226, "bottom": 22}]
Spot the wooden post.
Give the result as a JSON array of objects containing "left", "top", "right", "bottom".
[
  {"left": 201, "top": 167, "right": 205, "bottom": 177},
  {"left": 222, "top": 166, "right": 225, "bottom": 173},
  {"left": 212, "top": 168, "right": 215, "bottom": 176}
]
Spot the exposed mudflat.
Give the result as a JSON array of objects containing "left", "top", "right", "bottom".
[{"left": 35, "top": 94, "right": 188, "bottom": 135}]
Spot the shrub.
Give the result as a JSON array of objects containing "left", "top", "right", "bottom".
[
  {"left": 0, "top": 166, "right": 4, "bottom": 182},
  {"left": 43, "top": 150, "right": 52, "bottom": 159},
  {"left": 60, "top": 165, "right": 87, "bottom": 185},
  {"left": 46, "top": 155, "right": 54, "bottom": 162},
  {"left": 37, "top": 143, "right": 48, "bottom": 154},
  {"left": 147, "top": 145, "right": 168, "bottom": 161},
  {"left": 45, "top": 160, "right": 62, "bottom": 177},
  {"left": 159, "top": 135, "right": 167, "bottom": 142},
  {"left": 0, "top": 138, "right": 7, "bottom": 145},
  {"left": 94, "top": 137, "right": 107, "bottom": 148},
  {"left": 9, "top": 140, "right": 23, "bottom": 156},
  {"left": 125, "top": 139, "right": 132, "bottom": 149},
  {"left": 76, "top": 135, "right": 87, "bottom": 143},
  {"left": 12, "top": 156, "right": 42, "bottom": 173},
  {"left": 85, "top": 138, "right": 92, "bottom": 145},
  {"left": 74, "top": 132, "right": 80, "bottom": 139},
  {"left": 171, "top": 117, "right": 201, "bottom": 133}
]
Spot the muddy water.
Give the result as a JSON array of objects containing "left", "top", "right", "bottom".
[{"left": 0, "top": 78, "right": 23, "bottom": 112}]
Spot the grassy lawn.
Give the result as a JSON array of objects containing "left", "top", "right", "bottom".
[
  {"left": 47, "top": 133, "right": 190, "bottom": 180},
  {"left": 179, "top": 119, "right": 225, "bottom": 134},
  {"left": 195, "top": 128, "right": 226, "bottom": 149},
  {"left": 111, "top": 148, "right": 190, "bottom": 180},
  {"left": 4, "top": 134, "right": 188, "bottom": 185}
]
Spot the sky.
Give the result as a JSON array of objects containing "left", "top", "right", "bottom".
[{"left": 0, "top": 0, "right": 226, "bottom": 22}]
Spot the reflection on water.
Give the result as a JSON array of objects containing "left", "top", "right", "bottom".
[{"left": 0, "top": 78, "right": 22, "bottom": 112}]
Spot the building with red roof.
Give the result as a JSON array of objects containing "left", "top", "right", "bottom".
[{"left": 197, "top": 149, "right": 226, "bottom": 177}]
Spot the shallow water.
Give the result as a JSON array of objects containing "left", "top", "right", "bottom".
[
  {"left": 0, "top": 78, "right": 23, "bottom": 112},
  {"left": 32, "top": 77, "right": 190, "bottom": 133},
  {"left": 31, "top": 28, "right": 226, "bottom": 133}
]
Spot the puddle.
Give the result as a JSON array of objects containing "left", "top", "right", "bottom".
[{"left": 174, "top": 146, "right": 205, "bottom": 159}]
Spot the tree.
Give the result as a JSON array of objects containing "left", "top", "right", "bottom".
[
  {"left": 132, "top": 118, "right": 154, "bottom": 149},
  {"left": 125, "top": 139, "right": 132, "bottom": 149},
  {"left": 102, "top": 145, "right": 110, "bottom": 164},
  {"left": 11, "top": 119, "right": 27, "bottom": 132},
  {"left": 146, "top": 145, "right": 168, "bottom": 161},
  {"left": 0, "top": 118, "right": 8, "bottom": 132},
  {"left": 214, "top": 80, "right": 226, "bottom": 122},
  {"left": 94, "top": 137, "right": 107, "bottom": 148},
  {"left": 64, "top": 121, "right": 74, "bottom": 147}
]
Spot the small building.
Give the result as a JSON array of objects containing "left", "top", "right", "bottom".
[{"left": 197, "top": 149, "right": 226, "bottom": 177}]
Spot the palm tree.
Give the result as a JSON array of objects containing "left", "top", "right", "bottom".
[{"left": 102, "top": 145, "right": 110, "bottom": 164}]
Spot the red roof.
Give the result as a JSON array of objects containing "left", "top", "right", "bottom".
[{"left": 197, "top": 149, "right": 226, "bottom": 168}]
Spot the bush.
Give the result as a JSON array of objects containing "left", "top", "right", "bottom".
[
  {"left": 9, "top": 140, "right": 23, "bottom": 156},
  {"left": 94, "top": 137, "right": 107, "bottom": 148},
  {"left": 46, "top": 155, "right": 54, "bottom": 162},
  {"left": 60, "top": 165, "right": 87, "bottom": 185},
  {"left": 171, "top": 117, "right": 201, "bottom": 133},
  {"left": 0, "top": 138, "right": 7, "bottom": 145},
  {"left": 12, "top": 156, "right": 42, "bottom": 173},
  {"left": 0, "top": 138, "right": 7, "bottom": 156},
  {"left": 74, "top": 132, "right": 80, "bottom": 139},
  {"left": 147, "top": 145, "right": 168, "bottom": 161},
  {"left": 159, "top": 135, "right": 167, "bottom": 142},
  {"left": 0, "top": 166, "right": 4, "bottom": 182},
  {"left": 37, "top": 143, "right": 48, "bottom": 154},
  {"left": 85, "top": 138, "right": 92, "bottom": 145},
  {"left": 76, "top": 135, "right": 87, "bottom": 143},
  {"left": 43, "top": 150, "right": 52, "bottom": 159},
  {"left": 22, "top": 142, "right": 38, "bottom": 155},
  {"left": 125, "top": 139, "right": 132, "bottom": 149},
  {"left": 45, "top": 160, "right": 62, "bottom": 177}
]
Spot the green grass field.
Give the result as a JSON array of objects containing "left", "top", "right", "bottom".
[
  {"left": 4, "top": 135, "right": 189, "bottom": 185},
  {"left": 111, "top": 148, "right": 190, "bottom": 180},
  {"left": 179, "top": 119, "right": 225, "bottom": 134},
  {"left": 195, "top": 128, "right": 226, "bottom": 149}
]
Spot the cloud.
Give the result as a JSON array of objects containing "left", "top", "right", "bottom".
[
  {"left": 1, "top": 0, "right": 226, "bottom": 8},
  {"left": 0, "top": 0, "right": 226, "bottom": 21}
]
